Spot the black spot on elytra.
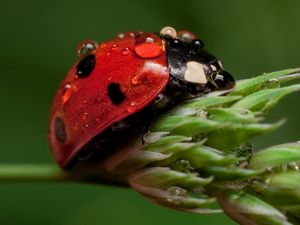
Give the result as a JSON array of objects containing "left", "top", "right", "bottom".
[
  {"left": 76, "top": 54, "right": 96, "bottom": 78},
  {"left": 54, "top": 117, "right": 67, "bottom": 143},
  {"left": 108, "top": 83, "right": 125, "bottom": 105}
]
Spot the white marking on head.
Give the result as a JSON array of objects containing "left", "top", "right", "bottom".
[
  {"left": 211, "top": 64, "right": 217, "bottom": 71},
  {"left": 160, "top": 26, "right": 177, "bottom": 38},
  {"left": 184, "top": 61, "right": 208, "bottom": 84},
  {"left": 218, "top": 60, "right": 224, "bottom": 69}
]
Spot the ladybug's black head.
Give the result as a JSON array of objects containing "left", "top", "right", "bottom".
[{"left": 159, "top": 26, "right": 235, "bottom": 95}]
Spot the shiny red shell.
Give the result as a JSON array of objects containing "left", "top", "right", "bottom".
[{"left": 48, "top": 32, "right": 169, "bottom": 167}]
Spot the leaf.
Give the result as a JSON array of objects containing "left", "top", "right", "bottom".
[
  {"left": 179, "top": 95, "right": 242, "bottom": 109},
  {"left": 151, "top": 116, "right": 223, "bottom": 136},
  {"left": 231, "top": 68, "right": 300, "bottom": 96},
  {"left": 206, "top": 120, "right": 284, "bottom": 151},
  {"left": 129, "top": 167, "right": 213, "bottom": 189},
  {"left": 208, "top": 108, "right": 258, "bottom": 123},
  {"left": 203, "top": 167, "right": 261, "bottom": 181},
  {"left": 218, "top": 191, "right": 292, "bottom": 225},
  {"left": 231, "top": 84, "right": 300, "bottom": 112},
  {"left": 249, "top": 142, "right": 300, "bottom": 170}
]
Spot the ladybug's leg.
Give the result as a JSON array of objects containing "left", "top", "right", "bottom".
[{"left": 111, "top": 120, "right": 130, "bottom": 132}]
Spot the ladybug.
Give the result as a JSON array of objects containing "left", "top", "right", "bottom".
[{"left": 48, "top": 26, "right": 235, "bottom": 169}]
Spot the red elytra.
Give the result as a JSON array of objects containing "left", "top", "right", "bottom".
[{"left": 48, "top": 32, "right": 169, "bottom": 168}]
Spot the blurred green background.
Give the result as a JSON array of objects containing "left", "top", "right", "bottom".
[{"left": 1, "top": 0, "right": 300, "bottom": 224}]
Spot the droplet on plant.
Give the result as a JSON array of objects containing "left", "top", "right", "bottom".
[
  {"left": 166, "top": 186, "right": 187, "bottom": 203},
  {"left": 261, "top": 78, "right": 280, "bottom": 89}
]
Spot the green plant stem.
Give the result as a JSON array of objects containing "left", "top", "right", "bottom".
[
  {"left": 0, "top": 164, "right": 127, "bottom": 186},
  {"left": 0, "top": 164, "right": 70, "bottom": 182}
]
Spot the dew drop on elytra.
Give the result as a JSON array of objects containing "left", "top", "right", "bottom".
[
  {"left": 127, "top": 102, "right": 137, "bottom": 113},
  {"left": 110, "top": 44, "right": 119, "bottom": 51},
  {"left": 73, "top": 122, "right": 78, "bottom": 130},
  {"left": 134, "top": 33, "right": 163, "bottom": 58},
  {"left": 76, "top": 40, "right": 98, "bottom": 57},
  {"left": 122, "top": 47, "right": 131, "bottom": 55},
  {"left": 81, "top": 112, "right": 88, "bottom": 121},
  {"left": 131, "top": 76, "right": 139, "bottom": 85},
  {"left": 62, "top": 83, "right": 73, "bottom": 104}
]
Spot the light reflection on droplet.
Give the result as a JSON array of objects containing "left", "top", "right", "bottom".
[{"left": 62, "top": 83, "right": 73, "bottom": 104}]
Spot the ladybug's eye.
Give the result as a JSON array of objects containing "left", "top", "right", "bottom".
[
  {"left": 210, "top": 70, "right": 235, "bottom": 90},
  {"left": 191, "top": 39, "right": 205, "bottom": 53},
  {"left": 168, "top": 38, "right": 184, "bottom": 50},
  {"left": 76, "top": 54, "right": 96, "bottom": 78},
  {"left": 160, "top": 26, "right": 177, "bottom": 38}
]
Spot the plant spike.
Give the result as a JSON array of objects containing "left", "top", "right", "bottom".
[{"left": 1, "top": 68, "right": 300, "bottom": 224}]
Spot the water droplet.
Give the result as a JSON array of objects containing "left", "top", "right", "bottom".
[
  {"left": 166, "top": 186, "right": 186, "bottom": 203},
  {"left": 117, "top": 32, "right": 135, "bottom": 39},
  {"left": 289, "top": 162, "right": 300, "bottom": 171},
  {"left": 62, "top": 83, "right": 73, "bottom": 104},
  {"left": 145, "top": 37, "right": 154, "bottom": 43},
  {"left": 127, "top": 102, "right": 137, "bottom": 113},
  {"left": 76, "top": 40, "right": 98, "bottom": 57},
  {"left": 134, "top": 33, "right": 163, "bottom": 58},
  {"left": 261, "top": 78, "right": 280, "bottom": 89},
  {"left": 131, "top": 76, "right": 139, "bottom": 85},
  {"left": 73, "top": 122, "right": 79, "bottom": 131},
  {"left": 111, "top": 44, "right": 119, "bottom": 51},
  {"left": 122, "top": 47, "right": 131, "bottom": 55},
  {"left": 178, "top": 30, "right": 196, "bottom": 42},
  {"left": 170, "top": 159, "right": 193, "bottom": 172},
  {"left": 142, "top": 132, "right": 169, "bottom": 144},
  {"left": 81, "top": 112, "right": 88, "bottom": 121},
  {"left": 117, "top": 33, "right": 125, "bottom": 38},
  {"left": 198, "top": 109, "right": 208, "bottom": 118},
  {"left": 160, "top": 26, "right": 177, "bottom": 38}
]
